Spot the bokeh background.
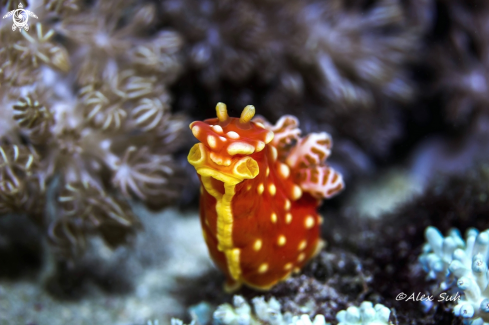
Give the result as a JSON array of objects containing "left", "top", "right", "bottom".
[{"left": 1, "top": 0, "right": 489, "bottom": 324}]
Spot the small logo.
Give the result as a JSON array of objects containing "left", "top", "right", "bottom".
[{"left": 2, "top": 3, "right": 38, "bottom": 32}]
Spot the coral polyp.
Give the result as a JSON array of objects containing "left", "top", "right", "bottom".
[{"left": 0, "top": 0, "right": 187, "bottom": 260}]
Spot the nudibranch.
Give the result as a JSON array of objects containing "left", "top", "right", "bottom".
[{"left": 187, "top": 103, "right": 344, "bottom": 291}]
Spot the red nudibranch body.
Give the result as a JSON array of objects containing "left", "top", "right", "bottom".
[{"left": 187, "top": 103, "right": 344, "bottom": 291}]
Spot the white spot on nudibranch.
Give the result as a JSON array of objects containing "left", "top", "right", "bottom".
[
  {"left": 257, "top": 183, "right": 264, "bottom": 195},
  {"left": 291, "top": 185, "right": 302, "bottom": 200},
  {"left": 298, "top": 240, "right": 307, "bottom": 251},
  {"left": 227, "top": 142, "right": 255, "bottom": 155},
  {"left": 284, "top": 263, "right": 293, "bottom": 270},
  {"left": 212, "top": 125, "right": 224, "bottom": 133},
  {"left": 271, "top": 212, "right": 277, "bottom": 223},
  {"left": 191, "top": 126, "right": 200, "bottom": 137},
  {"left": 304, "top": 216, "right": 315, "bottom": 229},
  {"left": 254, "top": 239, "right": 262, "bottom": 251},
  {"left": 226, "top": 131, "right": 240, "bottom": 139},
  {"left": 284, "top": 199, "right": 291, "bottom": 211},
  {"left": 297, "top": 253, "right": 305, "bottom": 262},
  {"left": 256, "top": 141, "right": 265, "bottom": 152},
  {"left": 278, "top": 163, "right": 290, "bottom": 179},
  {"left": 210, "top": 152, "right": 231, "bottom": 166},
  {"left": 268, "top": 184, "right": 276, "bottom": 196},
  {"left": 207, "top": 135, "right": 217, "bottom": 148},
  {"left": 258, "top": 263, "right": 269, "bottom": 273},
  {"left": 265, "top": 131, "right": 274, "bottom": 144},
  {"left": 277, "top": 235, "right": 286, "bottom": 246},
  {"left": 285, "top": 213, "right": 292, "bottom": 224}
]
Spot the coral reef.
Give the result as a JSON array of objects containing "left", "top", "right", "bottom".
[
  {"left": 213, "top": 295, "right": 327, "bottom": 325},
  {"left": 209, "top": 295, "right": 390, "bottom": 325},
  {"left": 313, "top": 165, "right": 489, "bottom": 324},
  {"left": 3, "top": 0, "right": 489, "bottom": 324},
  {"left": 420, "top": 226, "right": 489, "bottom": 325},
  {"left": 0, "top": 0, "right": 188, "bottom": 260},
  {"left": 188, "top": 103, "right": 343, "bottom": 291},
  {"left": 336, "top": 301, "right": 391, "bottom": 325},
  {"left": 419, "top": 226, "right": 466, "bottom": 289}
]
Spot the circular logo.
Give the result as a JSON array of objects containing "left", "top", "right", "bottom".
[
  {"left": 2, "top": 3, "right": 38, "bottom": 32},
  {"left": 13, "top": 8, "right": 28, "bottom": 30}
]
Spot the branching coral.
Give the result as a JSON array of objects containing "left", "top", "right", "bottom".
[
  {"left": 213, "top": 295, "right": 327, "bottom": 325},
  {"left": 210, "top": 295, "right": 390, "bottom": 325},
  {"left": 0, "top": 0, "right": 187, "bottom": 260},
  {"left": 336, "top": 302, "right": 391, "bottom": 325},
  {"left": 419, "top": 227, "right": 466, "bottom": 289},
  {"left": 420, "top": 226, "right": 489, "bottom": 324}
]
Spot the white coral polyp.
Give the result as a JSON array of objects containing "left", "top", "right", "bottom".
[
  {"left": 419, "top": 226, "right": 467, "bottom": 288},
  {"left": 213, "top": 295, "right": 327, "bottom": 325},
  {"left": 420, "top": 226, "right": 489, "bottom": 324},
  {"left": 449, "top": 230, "right": 489, "bottom": 324},
  {"left": 336, "top": 301, "right": 391, "bottom": 325}
]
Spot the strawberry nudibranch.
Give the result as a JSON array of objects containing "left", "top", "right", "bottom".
[{"left": 187, "top": 103, "right": 344, "bottom": 291}]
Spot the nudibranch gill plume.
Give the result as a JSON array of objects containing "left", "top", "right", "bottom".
[{"left": 187, "top": 103, "right": 344, "bottom": 291}]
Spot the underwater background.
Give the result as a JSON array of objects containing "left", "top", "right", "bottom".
[{"left": 1, "top": 0, "right": 489, "bottom": 324}]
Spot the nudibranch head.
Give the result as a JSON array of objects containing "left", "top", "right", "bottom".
[
  {"left": 188, "top": 103, "right": 273, "bottom": 185},
  {"left": 188, "top": 103, "right": 344, "bottom": 292}
]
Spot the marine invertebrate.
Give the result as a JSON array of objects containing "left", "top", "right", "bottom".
[
  {"left": 419, "top": 226, "right": 489, "bottom": 324},
  {"left": 0, "top": 22, "right": 70, "bottom": 87},
  {"left": 336, "top": 301, "right": 391, "bottom": 325},
  {"left": 48, "top": 180, "right": 140, "bottom": 257},
  {"left": 187, "top": 103, "right": 343, "bottom": 291},
  {"left": 419, "top": 227, "right": 466, "bottom": 289},
  {"left": 55, "top": 0, "right": 182, "bottom": 86},
  {"left": 0, "top": 0, "right": 187, "bottom": 260},
  {"left": 0, "top": 142, "right": 43, "bottom": 215},
  {"left": 213, "top": 295, "right": 327, "bottom": 325}
]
